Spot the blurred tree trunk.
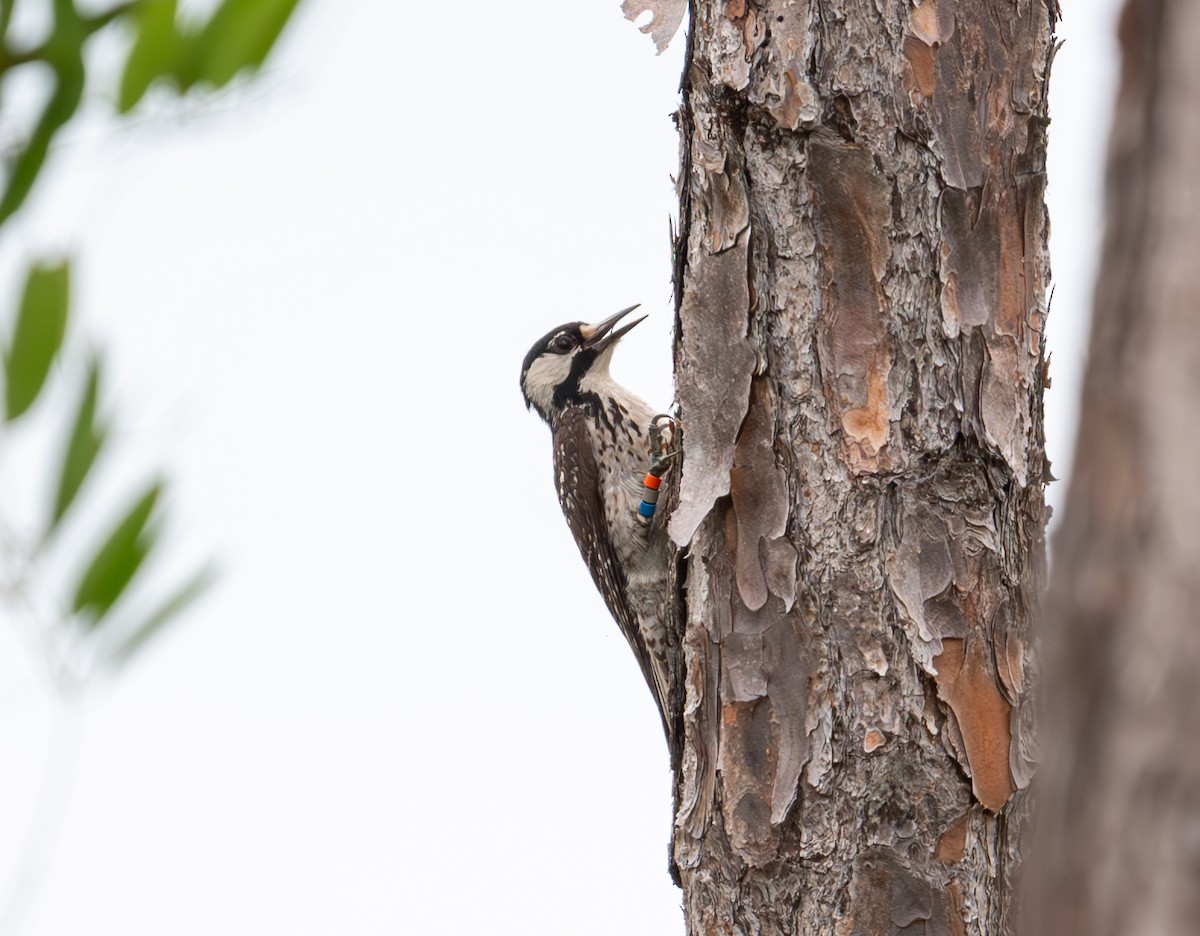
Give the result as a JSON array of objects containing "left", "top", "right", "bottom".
[
  {"left": 1027, "top": 1, "right": 1200, "bottom": 933},
  {"left": 664, "top": 1, "right": 1055, "bottom": 932}
]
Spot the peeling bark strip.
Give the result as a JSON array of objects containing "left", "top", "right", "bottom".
[
  {"left": 730, "top": 377, "right": 792, "bottom": 611},
  {"left": 807, "top": 134, "right": 894, "bottom": 473},
  {"left": 667, "top": 228, "right": 755, "bottom": 547},
  {"left": 934, "top": 638, "right": 1013, "bottom": 813},
  {"left": 621, "top": 0, "right": 687, "bottom": 54},
  {"left": 663, "top": 0, "right": 1054, "bottom": 933},
  {"left": 674, "top": 510, "right": 814, "bottom": 872}
]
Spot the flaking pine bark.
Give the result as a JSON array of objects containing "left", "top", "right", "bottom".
[{"left": 652, "top": 1, "right": 1057, "bottom": 933}]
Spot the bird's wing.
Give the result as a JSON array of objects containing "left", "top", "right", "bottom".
[{"left": 552, "top": 406, "right": 669, "bottom": 731}]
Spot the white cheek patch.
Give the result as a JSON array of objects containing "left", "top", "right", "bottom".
[{"left": 523, "top": 353, "right": 574, "bottom": 413}]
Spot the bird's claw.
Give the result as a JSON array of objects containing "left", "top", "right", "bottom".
[{"left": 649, "top": 414, "right": 681, "bottom": 475}]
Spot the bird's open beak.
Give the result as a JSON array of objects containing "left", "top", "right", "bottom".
[{"left": 580, "top": 304, "right": 646, "bottom": 353}]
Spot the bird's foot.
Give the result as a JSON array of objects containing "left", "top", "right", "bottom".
[
  {"left": 648, "top": 414, "right": 681, "bottom": 476},
  {"left": 638, "top": 415, "right": 680, "bottom": 522}
]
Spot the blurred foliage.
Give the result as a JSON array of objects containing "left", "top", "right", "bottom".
[
  {"left": 0, "top": 0, "right": 302, "bottom": 685},
  {"left": 4, "top": 260, "right": 68, "bottom": 420}
]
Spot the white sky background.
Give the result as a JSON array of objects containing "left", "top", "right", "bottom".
[{"left": 0, "top": 1, "right": 1120, "bottom": 933}]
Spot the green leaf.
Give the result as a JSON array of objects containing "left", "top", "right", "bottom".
[
  {"left": 0, "top": 11, "right": 86, "bottom": 224},
  {"left": 118, "top": 0, "right": 181, "bottom": 112},
  {"left": 177, "top": 0, "right": 300, "bottom": 89},
  {"left": 4, "top": 260, "right": 70, "bottom": 420},
  {"left": 72, "top": 483, "right": 161, "bottom": 624},
  {"left": 50, "top": 356, "right": 108, "bottom": 528},
  {"left": 107, "top": 565, "right": 215, "bottom": 668}
]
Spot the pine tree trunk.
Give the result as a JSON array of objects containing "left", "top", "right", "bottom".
[
  {"left": 1028, "top": 1, "right": 1200, "bottom": 933},
  {"left": 664, "top": 2, "right": 1056, "bottom": 932}
]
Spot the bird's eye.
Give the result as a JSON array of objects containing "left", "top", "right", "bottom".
[{"left": 552, "top": 335, "right": 574, "bottom": 352}]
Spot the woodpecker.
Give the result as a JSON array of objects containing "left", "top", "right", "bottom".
[{"left": 520, "top": 306, "right": 675, "bottom": 737}]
